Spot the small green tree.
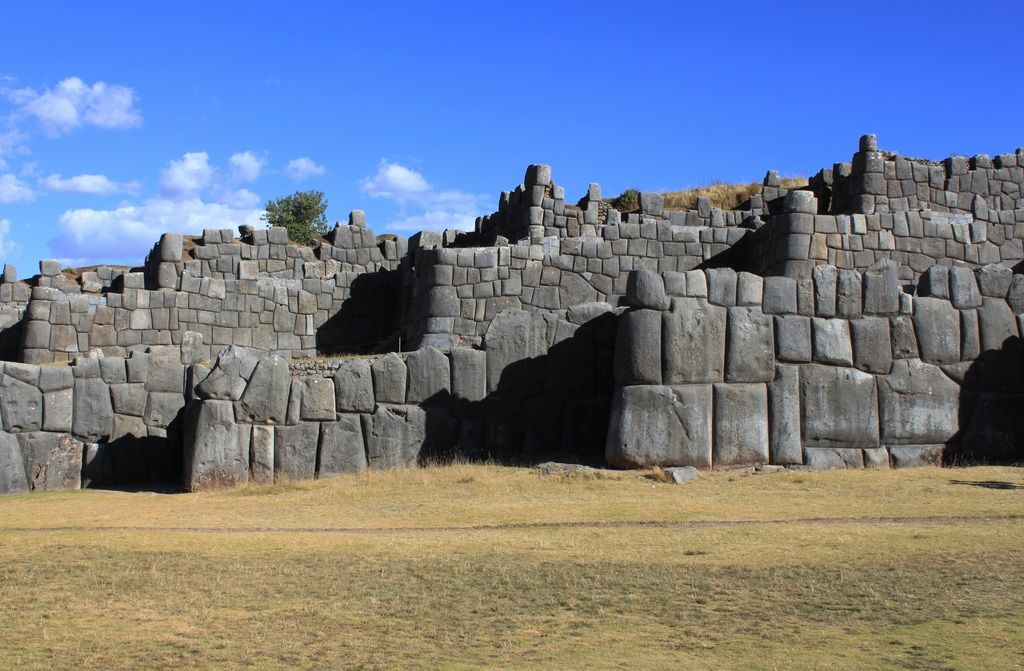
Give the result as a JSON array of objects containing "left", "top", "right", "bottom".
[{"left": 263, "top": 190, "right": 329, "bottom": 244}]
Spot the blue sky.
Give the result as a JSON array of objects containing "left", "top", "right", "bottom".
[{"left": 1, "top": 0, "right": 1022, "bottom": 271}]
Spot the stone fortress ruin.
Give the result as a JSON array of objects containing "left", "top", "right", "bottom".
[{"left": 1, "top": 134, "right": 1023, "bottom": 494}]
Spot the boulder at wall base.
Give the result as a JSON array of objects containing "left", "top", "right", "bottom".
[
  {"left": 237, "top": 356, "right": 290, "bottom": 424},
  {"left": 712, "top": 383, "right": 769, "bottom": 467},
  {"left": 184, "top": 400, "right": 248, "bottom": 491},
  {"left": 362, "top": 404, "right": 426, "bottom": 469},
  {"left": 0, "top": 431, "right": 28, "bottom": 494},
  {"left": 17, "top": 432, "right": 83, "bottom": 491},
  {"left": 803, "top": 447, "right": 865, "bottom": 470},
  {"left": 605, "top": 384, "right": 712, "bottom": 469}
]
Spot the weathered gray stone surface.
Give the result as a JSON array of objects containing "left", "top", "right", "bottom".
[
  {"left": 185, "top": 400, "right": 247, "bottom": 490},
  {"left": 0, "top": 431, "right": 28, "bottom": 494},
  {"left": 774, "top": 315, "right": 812, "bottom": 363},
  {"left": 0, "top": 375, "right": 42, "bottom": 432},
  {"left": 605, "top": 385, "right": 712, "bottom": 468},
  {"left": 72, "top": 378, "right": 114, "bottom": 442},
  {"left": 300, "top": 377, "right": 336, "bottom": 421},
  {"left": 319, "top": 414, "right": 367, "bottom": 476},
  {"left": 625, "top": 269, "right": 669, "bottom": 310},
  {"left": 712, "top": 383, "right": 768, "bottom": 467},
  {"left": 662, "top": 298, "right": 726, "bottom": 383},
  {"left": 725, "top": 307, "right": 774, "bottom": 382},
  {"left": 803, "top": 447, "right": 864, "bottom": 470},
  {"left": 850, "top": 317, "right": 892, "bottom": 374},
  {"left": 614, "top": 309, "right": 662, "bottom": 385},
  {"left": 274, "top": 421, "right": 320, "bottom": 480},
  {"left": 483, "top": 309, "right": 547, "bottom": 394},
  {"left": 769, "top": 365, "right": 801, "bottom": 464},
  {"left": 889, "top": 445, "right": 944, "bottom": 468},
  {"left": 363, "top": 404, "right": 426, "bottom": 469},
  {"left": 371, "top": 352, "right": 408, "bottom": 404},
  {"left": 812, "top": 318, "right": 853, "bottom": 366},
  {"left": 237, "top": 356, "right": 290, "bottom": 424},
  {"left": 333, "top": 359, "right": 375, "bottom": 413},
  {"left": 450, "top": 348, "right": 487, "bottom": 402},
  {"left": 17, "top": 432, "right": 82, "bottom": 491},
  {"left": 913, "top": 297, "right": 960, "bottom": 364},
  {"left": 801, "top": 364, "right": 878, "bottom": 447},
  {"left": 405, "top": 346, "right": 451, "bottom": 404},
  {"left": 250, "top": 425, "right": 274, "bottom": 484},
  {"left": 196, "top": 346, "right": 254, "bottom": 401},
  {"left": 877, "top": 359, "right": 960, "bottom": 445}
]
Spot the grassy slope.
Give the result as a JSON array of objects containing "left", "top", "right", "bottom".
[{"left": 0, "top": 465, "right": 1022, "bottom": 670}]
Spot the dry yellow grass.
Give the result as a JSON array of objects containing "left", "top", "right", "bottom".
[
  {"left": 661, "top": 177, "right": 808, "bottom": 211},
  {"left": 1, "top": 464, "right": 1022, "bottom": 670}
]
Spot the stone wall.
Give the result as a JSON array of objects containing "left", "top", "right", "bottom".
[
  {"left": 185, "top": 306, "right": 616, "bottom": 490},
  {"left": 3, "top": 133, "right": 1024, "bottom": 495},
  {"left": 605, "top": 267, "right": 1023, "bottom": 471},
  {"left": 0, "top": 345, "right": 196, "bottom": 493}
]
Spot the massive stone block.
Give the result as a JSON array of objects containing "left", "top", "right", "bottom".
[
  {"left": 274, "top": 421, "right": 320, "bottom": 480},
  {"left": 362, "top": 404, "right": 426, "bottom": 469},
  {"left": 614, "top": 309, "right": 662, "bottom": 385},
  {"left": 605, "top": 384, "right": 712, "bottom": 469},
  {"left": 450, "top": 348, "right": 487, "bottom": 402},
  {"left": 800, "top": 364, "right": 879, "bottom": 448},
  {"left": 371, "top": 353, "right": 408, "bottom": 404},
  {"left": 196, "top": 345, "right": 256, "bottom": 401},
  {"left": 662, "top": 297, "right": 726, "bottom": 383},
  {"left": 850, "top": 316, "right": 892, "bottom": 374},
  {"left": 300, "top": 377, "right": 336, "bottom": 421},
  {"left": 877, "top": 359, "right": 960, "bottom": 445},
  {"left": 713, "top": 383, "right": 768, "bottom": 467},
  {"left": 17, "top": 432, "right": 82, "bottom": 491},
  {"left": 237, "top": 355, "right": 290, "bottom": 424},
  {"left": 913, "top": 297, "right": 960, "bottom": 365},
  {"left": 769, "top": 365, "right": 801, "bottom": 465},
  {"left": 185, "top": 400, "right": 248, "bottom": 491},
  {"left": 483, "top": 309, "right": 548, "bottom": 394},
  {"left": 812, "top": 318, "right": 853, "bottom": 366},
  {"left": 0, "top": 431, "right": 28, "bottom": 494},
  {"left": 250, "top": 425, "right": 274, "bottom": 484},
  {"left": 319, "top": 414, "right": 367, "bottom": 477},
  {"left": 333, "top": 359, "right": 375, "bottom": 413},
  {"left": 72, "top": 378, "right": 114, "bottom": 442},
  {"left": 625, "top": 270, "right": 669, "bottom": 310},
  {"left": 725, "top": 307, "right": 774, "bottom": 382},
  {"left": 0, "top": 374, "right": 42, "bottom": 432},
  {"left": 774, "top": 315, "right": 812, "bottom": 363},
  {"left": 405, "top": 346, "right": 451, "bottom": 404}
]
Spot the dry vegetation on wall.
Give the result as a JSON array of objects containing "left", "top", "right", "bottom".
[
  {"left": 609, "top": 176, "right": 808, "bottom": 212},
  {"left": 0, "top": 464, "right": 1022, "bottom": 670}
]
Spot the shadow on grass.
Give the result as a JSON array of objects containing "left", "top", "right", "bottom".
[{"left": 950, "top": 479, "right": 1024, "bottom": 490}]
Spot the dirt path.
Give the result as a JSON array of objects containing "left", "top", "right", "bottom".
[{"left": 2, "top": 513, "right": 1022, "bottom": 535}]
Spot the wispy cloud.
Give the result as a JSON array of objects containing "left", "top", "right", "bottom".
[
  {"left": 360, "top": 160, "right": 488, "bottom": 233},
  {"left": 0, "top": 173, "right": 36, "bottom": 203},
  {"left": 229, "top": 150, "right": 265, "bottom": 182},
  {"left": 50, "top": 150, "right": 266, "bottom": 263},
  {"left": 3, "top": 76, "right": 142, "bottom": 137},
  {"left": 159, "top": 151, "right": 213, "bottom": 198},
  {"left": 39, "top": 172, "right": 140, "bottom": 196},
  {"left": 285, "top": 156, "right": 325, "bottom": 181},
  {"left": 0, "top": 218, "right": 20, "bottom": 258}
]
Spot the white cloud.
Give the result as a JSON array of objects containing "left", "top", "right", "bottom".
[
  {"left": 0, "top": 218, "right": 19, "bottom": 257},
  {"left": 0, "top": 129, "right": 28, "bottom": 170},
  {"left": 229, "top": 150, "right": 265, "bottom": 182},
  {"left": 217, "top": 188, "right": 261, "bottom": 209},
  {"left": 360, "top": 160, "right": 488, "bottom": 233},
  {"left": 285, "top": 156, "right": 325, "bottom": 181},
  {"left": 360, "top": 160, "right": 430, "bottom": 199},
  {"left": 0, "top": 173, "right": 35, "bottom": 203},
  {"left": 51, "top": 197, "right": 263, "bottom": 263},
  {"left": 7, "top": 77, "right": 142, "bottom": 137},
  {"left": 39, "top": 172, "right": 139, "bottom": 196},
  {"left": 159, "top": 151, "right": 213, "bottom": 198}
]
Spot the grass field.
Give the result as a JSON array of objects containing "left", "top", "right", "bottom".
[{"left": 1, "top": 464, "right": 1022, "bottom": 670}]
